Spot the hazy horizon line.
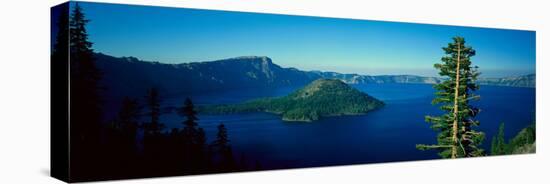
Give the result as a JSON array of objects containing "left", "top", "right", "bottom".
[{"left": 96, "top": 52, "right": 535, "bottom": 78}]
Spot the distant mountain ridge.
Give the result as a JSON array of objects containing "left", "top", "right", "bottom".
[
  {"left": 477, "top": 74, "right": 535, "bottom": 88},
  {"left": 313, "top": 71, "right": 445, "bottom": 85},
  {"left": 94, "top": 53, "right": 535, "bottom": 98},
  {"left": 95, "top": 54, "right": 317, "bottom": 98}
]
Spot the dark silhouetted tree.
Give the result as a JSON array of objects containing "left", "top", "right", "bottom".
[
  {"left": 68, "top": 3, "right": 103, "bottom": 179},
  {"left": 52, "top": 4, "right": 69, "bottom": 63},
  {"left": 177, "top": 98, "right": 207, "bottom": 171},
  {"left": 143, "top": 88, "right": 163, "bottom": 135},
  {"left": 180, "top": 98, "right": 199, "bottom": 142},
  {"left": 142, "top": 88, "right": 165, "bottom": 165},
  {"left": 212, "top": 123, "right": 235, "bottom": 171},
  {"left": 417, "top": 37, "right": 485, "bottom": 158}
]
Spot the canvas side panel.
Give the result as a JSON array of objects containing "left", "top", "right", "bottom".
[{"left": 50, "top": 2, "right": 70, "bottom": 183}]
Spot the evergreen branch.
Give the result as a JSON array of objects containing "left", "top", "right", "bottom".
[{"left": 416, "top": 144, "right": 452, "bottom": 150}]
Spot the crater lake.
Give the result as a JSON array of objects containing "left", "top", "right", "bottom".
[{"left": 153, "top": 83, "right": 535, "bottom": 169}]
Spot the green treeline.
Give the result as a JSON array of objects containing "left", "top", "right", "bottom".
[
  {"left": 201, "top": 79, "right": 384, "bottom": 121},
  {"left": 491, "top": 123, "right": 536, "bottom": 155}
]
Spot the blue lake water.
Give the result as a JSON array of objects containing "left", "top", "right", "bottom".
[{"left": 159, "top": 83, "right": 535, "bottom": 169}]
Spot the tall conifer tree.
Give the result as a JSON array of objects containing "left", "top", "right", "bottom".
[
  {"left": 491, "top": 123, "right": 506, "bottom": 155},
  {"left": 143, "top": 88, "right": 165, "bottom": 159},
  {"left": 68, "top": 3, "right": 103, "bottom": 178},
  {"left": 180, "top": 98, "right": 199, "bottom": 145},
  {"left": 143, "top": 88, "right": 164, "bottom": 135},
  {"left": 70, "top": 2, "right": 102, "bottom": 144},
  {"left": 52, "top": 4, "right": 69, "bottom": 62},
  {"left": 178, "top": 98, "right": 207, "bottom": 171},
  {"left": 417, "top": 37, "right": 485, "bottom": 158},
  {"left": 213, "top": 123, "right": 235, "bottom": 171}
]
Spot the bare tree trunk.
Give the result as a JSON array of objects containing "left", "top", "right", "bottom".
[{"left": 451, "top": 43, "right": 462, "bottom": 158}]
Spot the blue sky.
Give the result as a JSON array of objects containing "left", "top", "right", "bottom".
[{"left": 71, "top": 2, "right": 535, "bottom": 77}]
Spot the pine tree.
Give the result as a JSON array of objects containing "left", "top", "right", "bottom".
[
  {"left": 52, "top": 3, "right": 69, "bottom": 63},
  {"left": 143, "top": 88, "right": 163, "bottom": 135},
  {"left": 142, "top": 88, "right": 165, "bottom": 158},
  {"left": 491, "top": 123, "right": 506, "bottom": 155},
  {"left": 491, "top": 136, "right": 498, "bottom": 155},
  {"left": 507, "top": 123, "right": 536, "bottom": 154},
  {"left": 67, "top": 3, "right": 103, "bottom": 178},
  {"left": 70, "top": 2, "right": 102, "bottom": 143},
  {"left": 177, "top": 98, "right": 206, "bottom": 170},
  {"left": 417, "top": 36, "right": 485, "bottom": 158},
  {"left": 214, "top": 123, "right": 229, "bottom": 148},
  {"left": 212, "top": 123, "right": 235, "bottom": 171},
  {"left": 179, "top": 98, "right": 199, "bottom": 145}
]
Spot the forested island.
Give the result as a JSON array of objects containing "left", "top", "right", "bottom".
[{"left": 200, "top": 79, "right": 384, "bottom": 121}]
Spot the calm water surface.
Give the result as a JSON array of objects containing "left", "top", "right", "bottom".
[{"left": 158, "top": 83, "right": 535, "bottom": 169}]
